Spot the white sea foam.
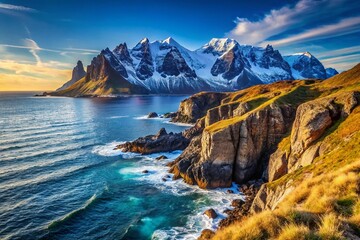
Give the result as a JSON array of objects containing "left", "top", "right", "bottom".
[
  {"left": 108, "top": 115, "right": 129, "bottom": 119},
  {"left": 134, "top": 115, "right": 194, "bottom": 127},
  {"left": 91, "top": 142, "right": 126, "bottom": 157},
  {"left": 96, "top": 140, "right": 244, "bottom": 239},
  {"left": 164, "top": 121, "right": 195, "bottom": 127},
  {"left": 113, "top": 149, "right": 244, "bottom": 239},
  {"left": 133, "top": 115, "right": 167, "bottom": 121}
]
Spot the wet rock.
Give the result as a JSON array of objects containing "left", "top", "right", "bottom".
[
  {"left": 156, "top": 155, "right": 168, "bottom": 160},
  {"left": 117, "top": 128, "right": 190, "bottom": 154},
  {"left": 163, "top": 112, "right": 177, "bottom": 118},
  {"left": 226, "top": 190, "right": 234, "bottom": 194},
  {"left": 204, "top": 208, "right": 218, "bottom": 219},
  {"left": 147, "top": 112, "right": 158, "bottom": 118},
  {"left": 198, "top": 229, "right": 215, "bottom": 240},
  {"left": 142, "top": 170, "right": 149, "bottom": 173}
]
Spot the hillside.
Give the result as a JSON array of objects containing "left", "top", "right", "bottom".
[
  {"left": 163, "top": 63, "right": 360, "bottom": 239},
  {"left": 50, "top": 38, "right": 337, "bottom": 96}
]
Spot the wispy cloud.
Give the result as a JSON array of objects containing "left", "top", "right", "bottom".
[
  {"left": 0, "top": 60, "right": 71, "bottom": 91},
  {"left": 228, "top": 0, "right": 360, "bottom": 46},
  {"left": 0, "top": 3, "right": 36, "bottom": 12},
  {"left": 264, "top": 16, "right": 360, "bottom": 46},
  {"left": 316, "top": 45, "right": 360, "bottom": 59},
  {"left": 24, "top": 39, "right": 42, "bottom": 66}
]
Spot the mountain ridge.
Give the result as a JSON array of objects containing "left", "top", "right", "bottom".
[{"left": 52, "top": 37, "right": 338, "bottom": 96}]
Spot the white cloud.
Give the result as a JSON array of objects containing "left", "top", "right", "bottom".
[
  {"left": 228, "top": 0, "right": 360, "bottom": 46},
  {"left": 0, "top": 3, "right": 36, "bottom": 12},
  {"left": 316, "top": 45, "right": 360, "bottom": 59},
  {"left": 263, "top": 16, "right": 360, "bottom": 47},
  {"left": 24, "top": 38, "right": 42, "bottom": 66}
]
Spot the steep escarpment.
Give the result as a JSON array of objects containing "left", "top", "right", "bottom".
[
  {"left": 210, "top": 64, "right": 360, "bottom": 239},
  {"left": 170, "top": 81, "right": 320, "bottom": 188},
  {"left": 171, "top": 92, "right": 229, "bottom": 124}
]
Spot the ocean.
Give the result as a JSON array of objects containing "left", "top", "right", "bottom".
[{"left": 0, "top": 92, "right": 241, "bottom": 240}]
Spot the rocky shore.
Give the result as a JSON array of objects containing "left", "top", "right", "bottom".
[{"left": 115, "top": 64, "right": 360, "bottom": 239}]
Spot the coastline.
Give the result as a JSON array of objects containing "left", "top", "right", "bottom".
[{"left": 92, "top": 142, "right": 246, "bottom": 239}]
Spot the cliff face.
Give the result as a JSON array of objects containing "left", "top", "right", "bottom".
[
  {"left": 56, "top": 60, "right": 86, "bottom": 91},
  {"left": 171, "top": 92, "right": 229, "bottom": 124},
  {"left": 169, "top": 64, "right": 360, "bottom": 239},
  {"left": 170, "top": 64, "right": 360, "bottom": 195}
]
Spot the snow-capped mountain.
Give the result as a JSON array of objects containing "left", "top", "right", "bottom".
[
  {"left": 283, "top": 52, "right": 338, "bottom": 80},
  {"left": 55, "top": 38, "right": 337, "bottom": 96}
]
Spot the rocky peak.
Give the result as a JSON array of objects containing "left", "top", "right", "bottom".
[
  {"left": 211, "top": 44, "right": 247, "bottom": 80},
  {"left": 56, "top": 60, "right": 86, "bottom": 91},
  {"left": 199, "top": 38, "right": 238, "bottom": 56},
  {"left": 157, "top": 47, "right": 196, "bottom": 78},
  {"left": 326, "top": 67, "right": 339, "bottom": 78},
  {"left": 113, "top": 43, "right": 133, "bottom": 64},
  {"left": 265, "top": 44, "right": 274, "bottom": 53},
  {"left": 284, "top": 52, "right": 327, "bottom": 79},
  {"left": 131, "top": 38, "right": 154, "bottom": 80},
  {"left": 87, "top": 48, "right": 128, "bottom": 81}
]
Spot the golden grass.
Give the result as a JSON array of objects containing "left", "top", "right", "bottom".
[
  {"left": 317, "top": 213, "right": 344, "bottom": 239},
  {"left": 277, "top": 224, "right": 312, "bottom": 240}
]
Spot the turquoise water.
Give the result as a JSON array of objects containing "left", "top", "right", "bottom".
[{"left": 0, "top": 92, "right": 241, "bottom": 240}]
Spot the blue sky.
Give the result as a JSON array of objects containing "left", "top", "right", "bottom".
[{"left": 0, "top": 0, "right": 359, "bottom": 90}]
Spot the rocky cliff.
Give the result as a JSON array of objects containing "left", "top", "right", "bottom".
[
  {"left": 210, "top": 64, "right": 360, "bottom": 239},
  {"left": 56, "top": 60, "right": 86, "bottom": 91}
]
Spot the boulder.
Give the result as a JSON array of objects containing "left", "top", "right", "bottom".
[
  {"left": 155, "top": 155, "right": 168, "bottom": 160},
  {"left": 147, "top": 112, "right": 158, "bottom": 118},
  {"left": 204, "top": 208, "right": 218, "bottom": 219},
  {"left": 198, "top": 229, "right": 215, "bottom": 240},
  {"left": 116, "top": 128, "right": 190, "bottom": 154}
]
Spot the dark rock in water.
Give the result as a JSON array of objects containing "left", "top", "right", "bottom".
[
  {"left": 156, "top": 155, "right": 168, "bottom": 160},
  {"left": 204, "top": 208, "right": 218, "bottom": 219},
  {"left": 162, "top": 177, "right": 167, "bottom": 182},
  {"left": 116, "top": 128, "right": 190, "bottom": 154},
  {"left": 198, "top": 229, "right": 215, "bottom": 240},
  {"left": 163, "top": 112, "right": 177, "bottom": 118},
  {"left": 226, "top": 190, "right": 234, "bottom": 194},
  {"left": 147, "top": 112, "right": 158, "bottom": 118},
  {"left": 142, "top": 170, "right": 149, "bottom": 173},
  {"left": 231, "top": 199, "right": 244, "bottom": 208},
  {"left": 218, "top": 180, "right": 262, "bottom": 228}
]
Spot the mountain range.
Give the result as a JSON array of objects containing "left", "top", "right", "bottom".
[{"left": 53, "top": 37, "right": 338, "bottom": 96}]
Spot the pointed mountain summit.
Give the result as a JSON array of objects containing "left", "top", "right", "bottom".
[
  {"left": 284, "top": 52, "right": 334, "bottom": 79},
  {"left": 56, "top": 60, "right": 86, "bottom": 91},
  {"left": 53, "top": 37, "right": 338, "bottom": 96}
]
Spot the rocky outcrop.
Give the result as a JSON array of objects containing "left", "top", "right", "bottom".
[
  {"left": 171, "top": 92, "right": 228, "bottom": 124},
  {"left": 171, "top": 102, "right": 295, "bottom": 189},
  {"left": 251, "top": 90, "right": 360, "bottom": 213},
  {"left": 56, "top": 60, "right": 86, "bottom": 91},
  {"left": 147, "top": 112, "right": 158, "bottom": 118},
  {"left": 117, "top": 128, "right": 190, "bottom": 154},
  {"left": 267, "top": 91, "right": 360, "bottom": 182},
  {"left": 251, "top": 182, "right": 295, "bottom": 213},
  {"left": 203, "top": 208, "right": 218, "bottom": 219}
]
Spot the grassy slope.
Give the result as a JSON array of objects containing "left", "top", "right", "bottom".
[{"left": 211, "top": 64, "right": 360, "bottom": 239}]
